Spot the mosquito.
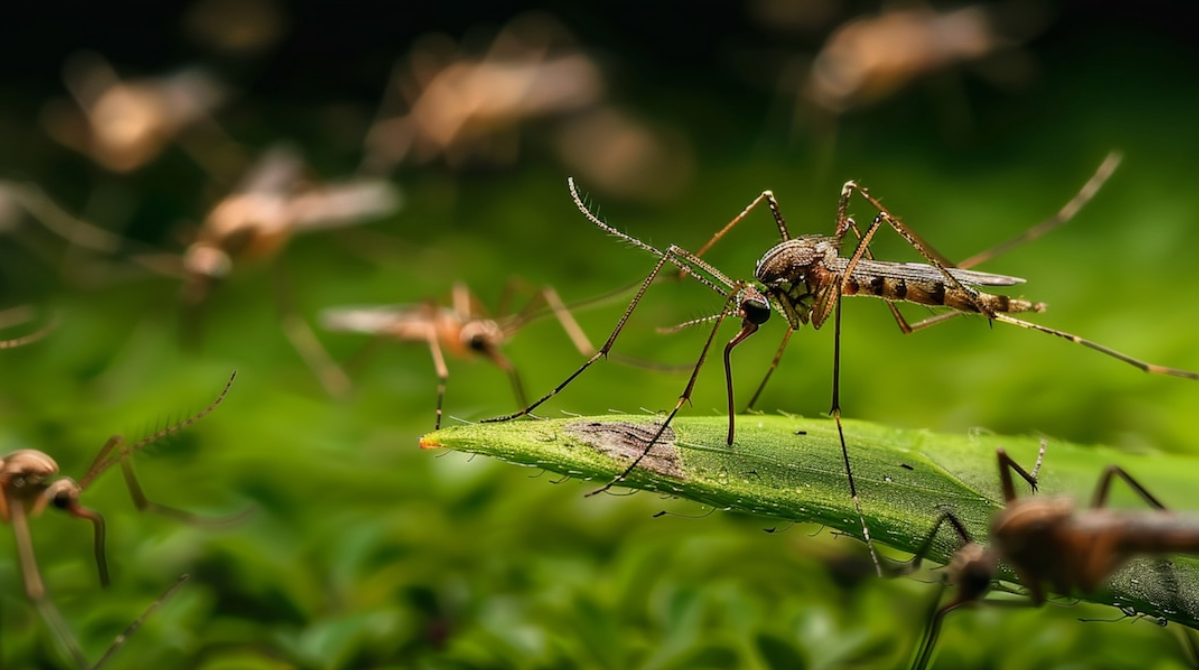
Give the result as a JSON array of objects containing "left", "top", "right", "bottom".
[
  {"left": 322, "top": 279, "right": 644, "bottom": 430},
  {"left": 484, "top": 153, "right": 1197, "bottom": 574},
  {"left": 0, "top": 373, "right": 247, "bottom": 668},
  {"left": 4, "top": 149, "right": 399, "bottom": 395},
  {"left": 41, "top": 50, "right": 232, "bottom": 174},
  {"left": 905, "top": 443, "right": 1199, "bottom": 670}
]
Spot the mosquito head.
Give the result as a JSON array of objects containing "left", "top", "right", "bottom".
[
  {"left": 946, "top": 542, "right": 997, "bottom": 604},
  {"left": 461, "top": 319, "right": 505, "bottom": 353},
  {"left": 739, "top": 287, "right": 771, "bottom": 326},
  {"left": 45, "top": 477, "right": 84, "bottom": 511}
]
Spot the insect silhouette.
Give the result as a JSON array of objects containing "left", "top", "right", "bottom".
[
  {"left": 0, "top": 373, "right": 246, "bottom": 668},
  {"left": 905, "top": 443, "right": 1199, "bottom": 670},
  {"left": 41, "top": 51, "right": 231, "bottom": 174},
  {"left": 484, "top": 153, "right": 1198, "bottom": 575},
  {"left": 322, "top": 280, "right": 620, "bottom": 430}
]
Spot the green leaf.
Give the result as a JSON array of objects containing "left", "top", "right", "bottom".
[{"left": 421, "top": 415, "right": 1199, "bottom": 629}]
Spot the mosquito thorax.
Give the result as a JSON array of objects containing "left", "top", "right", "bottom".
[
  {"left": 754, "top": 236, "right": 839, "bottom": 293},
  {"left": 991, "top": 498, "right": 1073, "bottom": 562}
]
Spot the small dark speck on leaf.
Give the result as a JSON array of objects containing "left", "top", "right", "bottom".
[{"left": 901, "top": 463, "right": 914, "bottom": 470}]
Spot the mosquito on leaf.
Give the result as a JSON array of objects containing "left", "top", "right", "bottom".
[
  {"left": 904, "top": 442, "right": 1199, "bottom": 670},
  {"left": 483, "top": 152, "right": 1197, "bottom": 576},
  {"left": 0, "top": 373, "right": 249, "bottom": 668}
]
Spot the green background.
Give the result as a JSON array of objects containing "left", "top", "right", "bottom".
[{"left": 2, "top": 2, "right": 1199, "bottom": 668}]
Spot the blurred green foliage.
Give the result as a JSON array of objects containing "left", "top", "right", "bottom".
[{"left": 2, "top": 4, "right": 1199, "bottom": 669}]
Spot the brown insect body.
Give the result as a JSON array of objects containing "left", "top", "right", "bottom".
[
  {"left": 754, "top": 233, "right": 1043, "bottom": 330},
  {"left": 993, "top": 496, "right": 1199, "bottom": 603},
  {"left": 909, "top": 446, "right": 1199, "bottom": 669}
]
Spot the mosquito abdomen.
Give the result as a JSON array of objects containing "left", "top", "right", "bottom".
[{"left": 842, "top": 275, "right": 1045, "bottom": 313}]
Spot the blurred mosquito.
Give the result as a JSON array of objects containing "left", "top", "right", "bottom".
[
  {"left": 0, "top": 373, "right": 247, "bottom": 668},
  {"left": 804, "top": 4, "right": 1042, "bottom": 115},
  {"left": 485, "top": 152, "right": 1198, "bottom": 575},
  {"left": 4, "top": 149, "right": 399, "bottom": 395},
  {"left": 41, "top": 51, "right": 234, "bottom": 174},
  {"left": 361, "top": 13, "right": 604, "bottom": 172},
  {"left": 905, "top": 442, "right": 1199, "bottom": 670},
  {"left": 322, "top": 279, "right": 648, "bottom": 430}
]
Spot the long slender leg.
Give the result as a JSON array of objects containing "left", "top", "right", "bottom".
[
  {"left": 587, "top": 286, "right": 745, "bottom": 496},
  {"left": 911, "top": 599, "right": 968, "bottom": 670},
  {"left": 114, "top": 445, "right": 251, "bottom": 527},
  {"left": 480, "top": 250, "right": 681, "bottom": 423},
  {"left": 995, "top": 446, "right": 1044, "bottom": 503},
  {"left": 1090, "top": 465, "right": 1167, "bottom": 510},
  {"left": 957, "top": 152, "right": 1122, "bottom": 269},
  {"left": 992, "top": 313, "right": 1199, "bottom": 380},
  {"left": 745, "top": 328, "right": 793, "bottom": 410},
  {"left": 425, "top": 328, "right": 450, "bottom": 430},
  {"left": 10, "top": 499, "right": 91, "bottom": 669},
  {"left": 828, "top": 290, "right": 881, "bottom": 575},
  {"left": 691, "top": 190, "right": 792, "bottom": 258},
  {"left": 275, "top": 261, "right": 351, "bottom": 398},
  {"left": 89, "top": 574, "right": 190, "bottom": 670}
]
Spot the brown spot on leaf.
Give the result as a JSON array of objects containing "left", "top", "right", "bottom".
[{"left": 565, "top": 420, "right": 685, "bottom": 480}]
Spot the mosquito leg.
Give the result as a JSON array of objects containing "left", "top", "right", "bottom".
[
  {"left": 957, "top": 152, "right": 1122, "bottom": 269},
  {"left": 89, "top": 574, "right": 190, "bottom": 670},
  {"left": 116, "top": 451, "right": 250, "bottom": 527},
  {"left": 694, "top": 190, "right": 792, "bottom": 259},
  {"left": 992, "top": 313, "right": 1199, "bottom": 380},
  {"left": 480, "top": 250, "right": 678, "bottom": 423},
  {"left": 10, "top": 499, "right": 91, "bottom": 669},
  {"left": 995, "top": 447, "right": 1043, "bottom": 502},
  {"left": 483, "top": 347, "right": 528, "bottom": 411},
  {"left": 911, "top": 599, "right": 968, "bottom": 670},
  {"left": 275, "top": 263, "right": 351, "bottom": 398},
  {"left": 893, "top": 510, "right": 972, "bottom": 577},
  {"left": 587, "top": 287, "right": 741, "bottom": 496},
  {"left": 746, "top": 328, "right": 793, "bottom": 411},
  {"left": 1090, "top": 465, "right": 1167, "bottom": 510},
  {"left": 828, "top": 291, "right": 881, "bottom": 576},
  {"left": 538, "top": 285, "right": 599, "bottom": 357},
  {"left": 425, "top": 329, "right": 450, "bottom": 430}
]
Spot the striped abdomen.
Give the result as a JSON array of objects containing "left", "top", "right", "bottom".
[{"left": 841, "top": 275, "right": 1044, "bottom": 314}]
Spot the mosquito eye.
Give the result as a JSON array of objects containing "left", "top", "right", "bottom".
[
  {"left": 51, "top": 490, "right": 74, "bottom": 509},
  {"left": 467, "top": 334, "right": 489, "bottom": 351},
  {"left": 742, "top": 299, "right": 770, "bottom": 325}
]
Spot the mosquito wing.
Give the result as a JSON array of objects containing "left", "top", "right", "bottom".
[
  {"left": 835, "top": 257, "right": 1027, "bottom": 287},
  {"left": 321, "top": 304, "right": 448, "bottom": 340}
]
